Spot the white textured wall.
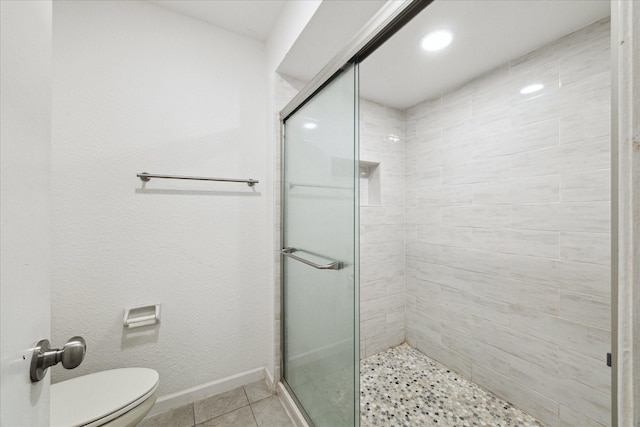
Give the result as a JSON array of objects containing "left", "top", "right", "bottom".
[
  {"left": 265, "top": 0, "right": 321, "bottom": 74},
  {"left": 404, "top": 18, "right": 611, "bottom": 427},
  {"left": 51, "top": 0, "right": 270, "bottom": 398},
  {"left": 359, "top": 99, "right": 406, "bottom": 358}
]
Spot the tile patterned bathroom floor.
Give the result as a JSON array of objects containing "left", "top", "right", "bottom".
[
  {"left": 360, "top": 344, "right": 547, "bottom": 427},
  {"left": 138, "top": 380, "right": 295, "bottom": 427}
]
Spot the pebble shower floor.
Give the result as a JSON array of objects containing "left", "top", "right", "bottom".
[{"left": 360, "top": 344, "right": 547, "bottom": 427}]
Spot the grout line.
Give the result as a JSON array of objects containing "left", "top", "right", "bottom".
[{"left": 244, "top": 386, "right": 260, "bottom": 426}]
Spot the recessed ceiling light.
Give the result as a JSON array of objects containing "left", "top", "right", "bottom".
[
  {"left": 303, "top": 122, "right": 317, "bottom": 129},
  {"left": 420, "top": 29, "right": 454, "bottom": 52},
  {"left": 520, "top": 83, "right": 544, "bottom": 94}
]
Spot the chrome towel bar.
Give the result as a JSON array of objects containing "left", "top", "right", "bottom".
[
  {"left": 289, "top": 182, "right": 352, "bottom": 190},
  {"left": 137, "top": 172, "right": 258, "bottom": 186},
  {"left": 281, "top": 247, "right": 343, "bottom": 270}
]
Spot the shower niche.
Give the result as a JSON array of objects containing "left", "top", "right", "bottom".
[{"left": 359, "top": 160, "right": 380, "bottom": 206}]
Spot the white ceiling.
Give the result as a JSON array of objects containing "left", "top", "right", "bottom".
[
  {"left": 148, "top": 0, "right": 286, "bottom": 41},
  {"left": 146, "top": 0, "right": 610, "bottom": 110},
  {"left": 359, "top": 0, "right": 610, "bottom": 109}
]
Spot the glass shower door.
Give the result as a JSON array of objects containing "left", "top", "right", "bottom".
[{"left": 282, "top": 64, "right": 359, "bottom": 426}]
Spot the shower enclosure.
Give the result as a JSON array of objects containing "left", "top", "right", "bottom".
[{"left": 279, "top": 1, "right": 617, "bottom": 426}]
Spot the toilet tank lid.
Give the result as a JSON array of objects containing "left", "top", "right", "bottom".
[{"left": 51, "top": 368, "right": 159, "bottom": 427}]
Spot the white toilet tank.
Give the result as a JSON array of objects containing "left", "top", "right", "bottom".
[{"left": 51, "top": 368, "right": 159, "bottom": 427}]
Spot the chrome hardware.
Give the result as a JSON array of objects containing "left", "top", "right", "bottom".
[
  {"left": 30, "top": 336, "right": 87, "bottom": 382},
  {"left": 289, "top": 182, "right": 351, "bottom": 190},
  {"left": 137, "top": 172, "right": 258, "bottom": 187},
  {"left": 281, "top": 247, "right": 343, "bottom": 270}
]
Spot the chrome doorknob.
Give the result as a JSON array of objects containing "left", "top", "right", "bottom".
[
  {"left": 59, "top": 336, "right": 86, "bottom": 369},
  {"left": 30, "top": 336, "right": 86, "bottom": 382}
]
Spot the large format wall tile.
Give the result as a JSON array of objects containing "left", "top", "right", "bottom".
[
  {"left": 470, "top": 228, "right": 560, "bottom": 258},
  {"left": 442, "top": 157, "right": 510, "bottom": 185},
  {"left": 470, "top": 315, "right": 559, "bottom": 371},
  {"left": 473, "top": 118, "right": 559, "bottom": 159},
  {"left": 510, "top": 201, "right": 610, "bottom": 232},
  {"left": 508, "top": 254, "right": 610, "bottom": 296},
  {"left": 472, "top": 175, "right": 560, "bottom": 204},
  {"left": 560, "top": 231, "right": 611, "bottom": 265},
  {"left": 442, "top": 205, "right": 510, "bottom": 228},
  {"left": 509, "top": 357, "right": 610, "bottom": 425},
  {"left": 559, "top": 290, "right": 611, "bottom": 330},
  {"left": 402, "top": 17, "right": 611, "bottom": 427},
  {"left": 510, "top": 137, "right": 610, "bottom": 177},
  {"left": 561, "top": 169, "right": 610, "bottom": 202},
  {"left": 472, "top": 365, "right": 560, "bottom": 427},
  {"left": 359, "top": 100, "right": 406, "bottom": 358}
]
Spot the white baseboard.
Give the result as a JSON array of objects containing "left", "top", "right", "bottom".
[
  {"left": 148, "top": 367, "right": 266, "bottom": 417},
  {"left": 264, "top": 366, "right": 276, "bottom": 392},
  {"left": 277, "top": 382, "right": 310, "bottom": 427}
]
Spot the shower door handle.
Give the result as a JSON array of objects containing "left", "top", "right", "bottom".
[{"left": 281, "top": 247, "right": 343, "bottom": 270}]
